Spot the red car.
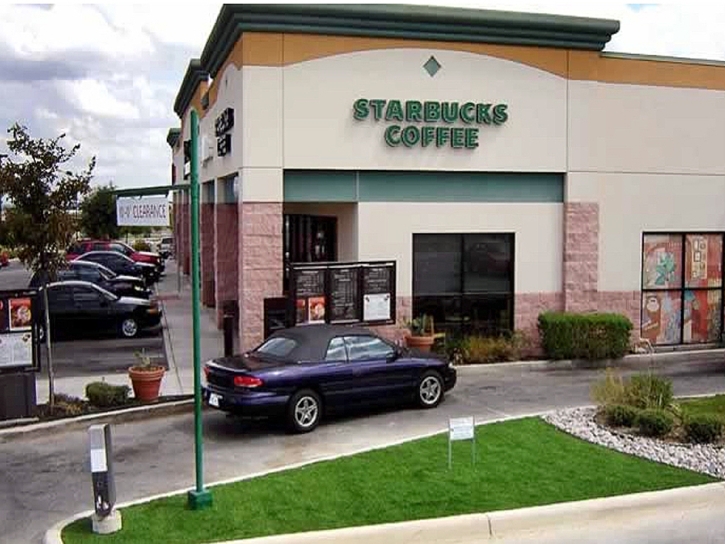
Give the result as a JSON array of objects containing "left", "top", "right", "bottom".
[
  {"left": 0, "top": 250, "right": 8, "bottom": 268},
  {"left": 66, "top": 240, "right": 164, "bottom": 274}
]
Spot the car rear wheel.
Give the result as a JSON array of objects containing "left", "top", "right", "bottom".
[
  {"left": 417, "top": 371, "right": 444, "bottom": 409},
  {"left": 287, "top": 389, "right": 322, "bottom": 434},
  {"left": 120, "top": 318, "right": 139, "bottom": 338}
]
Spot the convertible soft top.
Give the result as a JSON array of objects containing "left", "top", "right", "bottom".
[{"left": 263, "top": 324, "right": 386, "bottom": 362}]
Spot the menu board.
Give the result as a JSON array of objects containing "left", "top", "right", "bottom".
[
  {"left": 329, "top": 267, "right": 359, "bottom": 323},
  {"left": 294, "top": 269, "right": 326, "bottom": 325},
  {"left": 363, "top": 266, "right": 391, "bottom": 295},
  {"left": 0, "top": 291, "right": 36, "bottom": 370}
]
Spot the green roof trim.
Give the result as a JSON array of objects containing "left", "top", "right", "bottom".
[
  {"left": 173, "top": 59, "right": 209, "bottom": 116},
  {"left": 166, "top": 128, "right": 181, "bottom": 148},
  {"left": 200, "top": 3, "right": 620, "bottom": 78},
  {"left": 113, "top": 184, "right": 189, "bottom": 197}
]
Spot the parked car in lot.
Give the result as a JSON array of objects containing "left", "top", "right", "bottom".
[
  {"left": 74, "top": 251, "right": 159, "bottom": 285},
  {"left": 37, "top": 280, "right": 162, "bottom": 340},
  {"left": 158, "top": 236, "right": 173, "bottom": 259},
  {"left": 28, "top": 260, "right": 152, "bottom": 299},
  {"left": 202, "top": 324, "right": 457, "bottom": 433},
  {"left": 66, "top": 239, "right": 165, "bottom": 275}
]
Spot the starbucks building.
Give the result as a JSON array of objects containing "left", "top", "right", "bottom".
[{"left": 167, "top": 4, "right": 725, "bottom": 352}]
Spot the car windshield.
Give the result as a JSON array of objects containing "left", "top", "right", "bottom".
[
  {"left": 161, "top": 237, "right": 172, "bottom": 244},
  {"left": 95, "top": 264, "right": 117, "bottom": 280},
  {"left": 110, "top": 243, "right": 133, "bottom": 256},
  {"left": 254, "top": 336, "right": 298, "bottom": 359}
]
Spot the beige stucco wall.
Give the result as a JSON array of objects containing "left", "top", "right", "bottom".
[
  {"left": 569, "top": 172, "right": 725, "bottom": 292},
  {"left": 282, "top": 48, "right": 567, "bottom": 172},
  {"left": 356, "top": 202, "right": 563, "bottom": 297}
]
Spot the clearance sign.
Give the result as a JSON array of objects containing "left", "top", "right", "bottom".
[{"left": 116, "top": 196, "right": 170, "bottom": 227}]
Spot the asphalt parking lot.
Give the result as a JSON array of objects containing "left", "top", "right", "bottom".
[{"left": 0, "top": 260, "right": 166, "bottom": 379}]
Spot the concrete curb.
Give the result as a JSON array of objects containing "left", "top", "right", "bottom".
[
  {"left": 453, "top": 347, "right": 725, "bottom": 374},
  {"left": 41, "top": 410, "right": 725, "bottom": 544},
  {"left": 0, "top": 399, "right": 193, "bottom": 441},
  {"left": 158, "top": 291, "right": 185, "bottom": 395}
]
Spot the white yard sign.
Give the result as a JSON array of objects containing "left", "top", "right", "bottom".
[
  {"left": 448, "top": 416, "right": 476, "bottom": 468},
  {"left": 116, "top": 196, "right": 170, "bottom": 227}
]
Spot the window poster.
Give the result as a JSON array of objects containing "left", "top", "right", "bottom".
[
  {"left": 685, "top": 234, "right": 723, "bottom": 288},
  {"left": 641, "top": 291, "right": 682, "bottom": 345},
  {"left": 307, "top": 296, "right": 326, "bottom": 324},
  {"left": 0, "top": 332, "right": 33, "bottom": 369},
  {"left": 642, "top": 234, "right": 683, "bottom": 290},
  {"left": 683, "top": 290, "right": 722, "bottom": 344},
  {"left": 9, "top": 297, "right": 32, "bottom": 331}
]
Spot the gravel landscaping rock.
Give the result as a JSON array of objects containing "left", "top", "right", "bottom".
[{"left": 542, "top": 407, "right": 725, "bottom": 479}]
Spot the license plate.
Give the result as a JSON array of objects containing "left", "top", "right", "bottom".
[{"left": 208, "top": 393, "right": 221, "bottom": 408}]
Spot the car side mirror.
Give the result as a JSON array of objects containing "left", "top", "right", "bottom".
[{"left": 386, "top": 348, "right": 401, "bottom": 362}]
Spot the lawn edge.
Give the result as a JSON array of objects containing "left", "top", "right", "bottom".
[{"left": 46, "top": 409, "right": 721, "bottom": 544}]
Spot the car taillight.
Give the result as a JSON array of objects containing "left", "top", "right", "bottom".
[{"left": 233, "top": 375, "right": 263, "bottom": 388}]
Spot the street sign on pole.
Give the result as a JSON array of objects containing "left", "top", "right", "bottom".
[
  {"left": 116, "top": 196, "right": 170, "bottom": 227},
  {"left": 186, "top": 109, "right": 212, "bottom": 510}
]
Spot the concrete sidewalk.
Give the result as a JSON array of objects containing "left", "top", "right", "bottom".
[{"left": 36, "top": 259, "right": 231, "bottom": 402}]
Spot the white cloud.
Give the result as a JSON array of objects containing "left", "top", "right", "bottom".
[{"left": 58, "top": 79, "right": 140, "bottom": 120}]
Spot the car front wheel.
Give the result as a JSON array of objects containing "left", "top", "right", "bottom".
[
  {"left": 417, "top": 371, "right": 444, "bottom": 409},
  {"left": 120, "top": 318, "right": 139, "bottom": 338},
  {"left": 287, "top": 389, "right": 322, "bottom": 434}
]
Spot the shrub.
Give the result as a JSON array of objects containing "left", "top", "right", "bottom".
[
  {"left": 684, "top": 414, "right": 724, "bottom": 444},
  {"left": 132, "top": 239, "right": 151, "bottom": 252},
  {"left": 603, "top": 404, "right": 640, "bottom": 427},
  {"left": 435, "top": 334, "right": 465, "bottom": 365},
  {"left": 624, "top": 373, "right": 674, "bottom": 411},
  {"left": 636, "top": 409, "right": 674, "bottom": 438},
  {"left": 462, "top": 335, "right": 517, "bottom": 364},
  {"left": 85, "top": 382, "right": 131, "bottom": 408},
  {"left": 538, "top": 312, "right": 633, "bottom": 360},
  {"left": 591, "top": 368, "right": 627, "bottom": 406}
]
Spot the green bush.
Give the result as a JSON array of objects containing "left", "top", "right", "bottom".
[
  {"left": 684, "top": 414, "right": 724, "bottom": 444},
  {"left": 538, "top": 312, "right": 633, "bottom": 360},
  {"left": 603, "top": 404, "right": 640, "bottom": 427},
  {"left": 132, "top": 239, "right": 151, "bottom": 252},
  {"left": 85, "top": 381, "right": 131, "bottom": 408},
  {"left": 591, "top": 368, "right": 627, "bottom": 406},
  {"left": 636, "top": 409, "right": 674, "bottom": 438},
  {"left": 624, "top": 373, "right": 673, "bottom": 411}
]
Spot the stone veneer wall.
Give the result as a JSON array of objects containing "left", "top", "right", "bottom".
[
  {"left": 238, "top": 202, "right": 283, "bottom": 350},
  {"left": 200, "top": 203, "right": 215, "bottom": 307},
  {"left": 214, "top": 204, "right": 239, "bottom": 328},
  {"left": 563, "top": 202, "right": 599, "bottom": 312},
  {"left": 368, "top": 296, "right": 412, "bottom": 344},
  {"left": 182, "top": 201, "right": 191, "bottom": 276},
  {"left": 598, "top": 291, "right": 642, "bottom": 339},
  {"left": 515, "top": 292, "right": 565, "bottom": 354}
]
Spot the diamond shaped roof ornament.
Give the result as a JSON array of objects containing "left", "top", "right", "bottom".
[{"left": 423, "top": 55, "right": 442, "bottom": 77}]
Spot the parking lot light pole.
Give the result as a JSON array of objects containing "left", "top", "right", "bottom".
[{"left": 186, "top": 109, "right": 212, "bottom": 510}]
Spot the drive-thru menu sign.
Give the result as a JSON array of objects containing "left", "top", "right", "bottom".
[
  {"left": 289, "top": 261, "right": 396, "bottom": 327},
  {"left": 0, "top": 289, "right": 40, "bottom": 371}
]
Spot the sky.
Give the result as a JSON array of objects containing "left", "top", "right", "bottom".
[{"left": 0, "top": 1, "right": 723, "bottom": 190}]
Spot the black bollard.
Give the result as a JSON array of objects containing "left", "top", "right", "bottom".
[{"left": 223, "top": 314, "right": 234, "bottom": 357}]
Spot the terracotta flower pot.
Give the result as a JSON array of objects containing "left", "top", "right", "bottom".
[
  {"left": 128, "top": 366, "right": 165, "bottom": 402},
  {"left": 405, "top": 334, "right": 436, "bottom": 352}
]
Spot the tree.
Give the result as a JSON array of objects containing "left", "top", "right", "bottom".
[
  {"left": 79, "top": 182, "right": 119, "bottom": 239},
  {"left": 0, "top": 123, "right": 95, "bottom": 411}
]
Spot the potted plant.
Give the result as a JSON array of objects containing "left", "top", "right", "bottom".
[
  {"left": 128, "top": 349, "right": 165, "bottom": 402},
  {"left": 404, "top": 314, "right": 436, "bottom": 352}
]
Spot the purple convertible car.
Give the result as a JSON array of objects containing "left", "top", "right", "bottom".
[{"left": 203, "top": 324, "right": 457, "bottom": 433}]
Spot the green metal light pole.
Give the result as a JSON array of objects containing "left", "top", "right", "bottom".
[{"left": 187, "top": 109, "right": 212, "bottom": 510}]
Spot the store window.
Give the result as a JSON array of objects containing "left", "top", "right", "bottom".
[
  {"left": 412, "top": 233, "right": 514, "bottom": 336},
  {"left": 641, "top": 233, "right": 723, "bottom": 346}
]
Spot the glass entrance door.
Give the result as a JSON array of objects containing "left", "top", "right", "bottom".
[{"left": 283, "top": 214, "right": 337, "bottom": 292}]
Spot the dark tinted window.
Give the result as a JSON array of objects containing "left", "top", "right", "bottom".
[
  {"left": 413, "top": 234, "right": 461, "bottom": 295},
  {"left": 324, "top": 337, "right": 347, "bottom": 361},
  {"left": 344, "top": 335, "right": 394, "bottom": 362},
  {"left": 72, "top": 285, "right": 102, "bottom": 304},
  {"left": 92, "top": 242, "right": 107, "bottom": 251},
  {"left": 77, "top": 267, "right": 101, "bottom": 282},
  {"left": 48, "top": 286, "right": 73, "bottom": 309},
  {"left": 256, "top": 336, "right": 297, "bottom": 358},
  {"left": 110, "top": 243, "right": 133, "bottom": 256}
]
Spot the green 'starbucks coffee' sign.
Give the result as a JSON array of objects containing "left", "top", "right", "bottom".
[{"left": 352, "top": 99, "right": 508, "bottom": 149}]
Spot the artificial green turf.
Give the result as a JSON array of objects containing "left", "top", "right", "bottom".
[
  {"left": 62, "top": 417, "right": 715, "bottom": 544},
  {"left": 680, "top": 394, "right": 725, "bottom": 419}
]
